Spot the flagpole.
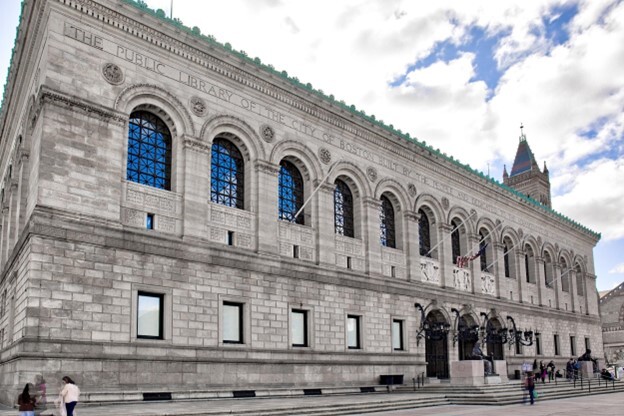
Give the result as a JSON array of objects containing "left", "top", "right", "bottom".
[
  {"left": 290, "top": 161, "right": 340, "bottom": 223},
  {"left": 460, "top": 220, "right": 504, "bottom": 258},
  {"left": 424, "top": 210, "right": 478, "bottom": 257}
]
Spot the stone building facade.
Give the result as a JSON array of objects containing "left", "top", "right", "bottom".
[
  {"left": 600, "top": 283, "right": 624, "bottom": 365},
  {"left": 0, "top": 0, "right": 602, "bottom": 403}
]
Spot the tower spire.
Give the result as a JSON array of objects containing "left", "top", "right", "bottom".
[{"left": 519, "top": 123, "right": 526, "bottom": 142}]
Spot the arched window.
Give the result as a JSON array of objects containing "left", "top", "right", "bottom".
[
  {"left": 210, "top": 138, "right": 244, "bottom": 209},
  {"left": 334, "top": 179, "right": 354, "bottom": 237},
  {"left": 127, "top": 111, "right": 172, "bottom": 190},
  {"left": 561, "top": 258, "right": 570, "bottom": 292},
  {"left": 278, "top": 160, "right": 304, "bottom": 224},
  {"left": 479, "top": 231, "right": 488, "bottom": 272},
  {"left": 379, "top": 195, "right": 396, "bottom": 248},
  {"left": 503, "top": 236, "right": 515, "bottom": 279},
  {"left": 451, "top": 220, "right": 461, "bottom": 265},
  {"left": 419, "top": 209, "right": 431, "bottom": 257}
]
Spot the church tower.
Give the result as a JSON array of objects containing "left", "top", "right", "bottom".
[{"left": 503, "top": 125, "right": 552, "bottom": 207}]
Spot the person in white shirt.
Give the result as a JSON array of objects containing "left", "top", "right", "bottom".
[{"left": 59, "top": 376, "right": 80, "bottom": 416}]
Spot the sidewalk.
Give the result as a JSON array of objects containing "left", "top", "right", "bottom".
[{"left": 1, "top": 390, "right": 622, "bottom": 415}]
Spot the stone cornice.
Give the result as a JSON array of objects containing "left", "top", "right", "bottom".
[
  {"left": 38, "top": 86, "right": 127, "bottom": 125},
  {"left": 254, "top": 160, "right": 279, "bottom": 175}
]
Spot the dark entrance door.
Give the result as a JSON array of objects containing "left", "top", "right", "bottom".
[
  {"left": 458, "top": 316, "right": 479, "bottom": 360},
  {"left": 485, "top": 318, "right": 505, "bottom": 360},
  {"left": 425, "top": 333, "right": 449, "bottom": 378}
]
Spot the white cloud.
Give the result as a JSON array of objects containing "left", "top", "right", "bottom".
[
  {"left": 609, "top": 263, "right": 624, "bottom": 274},
  {"left": 142, "top": 0, "right": 624, "bottom": 233}
]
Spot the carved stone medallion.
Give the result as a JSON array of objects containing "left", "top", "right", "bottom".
[
  {"left": 366, "top": 166, "right": 378, "bottom": 182},
  {"left": 408, "top": 183, "right": 417, "bottom": 197},
  {"left": 318, "top": 147, "right": 331, "bottom": 164},
  {"left": 260, "top": 124, "right": 275, "bottom": 142},
  {"left": 190, "top": 96, "right": 207, "bottom": 117},
  {"left": 442, "top": 197, "right": 450, "bottom": 210},
  {"left": 102, "top": 63, "right": 124, "bottom": 85}
]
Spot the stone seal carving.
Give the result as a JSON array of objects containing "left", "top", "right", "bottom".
[
  {"left": 442, "top": 197, "right": 450, "bottom": 210},
  {"left": 366, "top": 166, "right": 378, "bottom": 182},
  {"left": 260, "top": 124, "right": 275, "bottom": 142},
  {"left": 408, "top": 183, "right": 417, "bottom": 197},
  {"left": 102, "top": 63, "right": 124, "bottom": 85},
  {"left": 190, "top": 96, "right": 207, "bottom": 117},
  {"left": 319, "top": 147, "right": 331, "bottom": 164}
]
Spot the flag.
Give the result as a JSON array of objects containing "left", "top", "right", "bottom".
[{"left": 456, "top": 243, "right": 488, "bottom": 269}]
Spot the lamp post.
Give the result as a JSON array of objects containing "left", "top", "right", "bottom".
[
  {"left": 506, "top": 315, "right": 534, "bottom": 348},
  {"left": 415, "top": 302, "right": 451, "bottom": 346}
]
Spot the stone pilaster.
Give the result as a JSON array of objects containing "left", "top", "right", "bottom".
[
  {"left": 493, "top": 242, "right": 505, "bottom": 298},
  {"left": 255, "top": 160, "right": 280, "bottom": 256},
  {"left": 314, "top": 181, "right": 336, "bottom": 267},
  {"left": 181, "top": 136, "right": 210, "bottom": 239},
  {"left": 403, "top": 210, "right": 420, "bottom": 282},
  {"left": 438, "top": 223, "right": 454, "bottom": 288},
  {"left": 362, "top": 197, "right": 382, "bottom": 275},
  {"left": 535, "top": 257, "right": 545, "bottom": 307}
]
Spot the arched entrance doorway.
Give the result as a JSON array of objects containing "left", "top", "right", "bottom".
[
  {"left": 457, "top": 315, "right": 480, "bottom": 360},
  {"left": 484, "top": 317, "right": 505, "bottom": 360},
  {"left": 424, "top": 310, "right": 450, "bottom": 379}
]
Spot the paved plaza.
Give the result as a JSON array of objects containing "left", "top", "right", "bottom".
[{"left": 0, "top": 391, "right": 622, "bottom": 415}]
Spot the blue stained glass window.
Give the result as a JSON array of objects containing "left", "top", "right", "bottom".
[
  {"left": 379, "top": 195, "right": 396, "bottom": 248},
  {"left": 211, "top": 138, "right": 244, "bottom": 209},
  {"left": 127, "top": 111, "right": 172, "bottom": 190},
  {"left": 334, "top": 179, "right": 354, "bottom": 237},
  {"left": 278, "top": 161, "right": 304, "bottom": 224}
]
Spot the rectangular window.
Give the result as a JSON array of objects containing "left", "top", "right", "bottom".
[
  {"left": 347, "top": 315, "right": 361, "bottom": 349},
  {"left": 293, "top": 245, "right": 299, "bottom": 259},
  {"left": 392, "top": 319, "right": 404, "bottom": 351},
  {"left": 570, "top": 336, "right": 576, "bottom": 356},
  {"left": 585, "top": 337, "right": 590, "bottom": 351},
  {"left": 137, "top": 292, "right": 164, "bottom": 339},
  {"left": 227, "top": 231, "right": 235, "bottom": 246},
  {"left": 223, "top": 302, "right": 244, "bottom": 344},
  {"left": 554, "top": 334, "right": 560, "bottom": 356},
  {"left": 346, "top": 256, "right": 352, "bottom": 269},
  {"left": 291, "top": 309, "right": 308, "bottom": 347},
  {"left": 391, "top": 266, "right": 396, "bottom": 278},
  {"left": 515, "top": 337, "right": 522, "bottom": 355},
  {"left": 146, "top": 213, "right": 154, "bottom": 230},
  {"left": 535, "top": 333, "right": 542, "bottom": 355}
]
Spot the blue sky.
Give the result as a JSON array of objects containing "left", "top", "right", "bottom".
[{"left": 1, "top": 0, "right": 623, "bottom": 292}]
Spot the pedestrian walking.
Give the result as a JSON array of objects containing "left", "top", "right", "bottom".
[{"left": 56, "top": 376, "right": 80, "bottom": 416}]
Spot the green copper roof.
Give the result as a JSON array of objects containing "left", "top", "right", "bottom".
[{"left": 0, "top": 0, "right": 601, "bottom": 241}]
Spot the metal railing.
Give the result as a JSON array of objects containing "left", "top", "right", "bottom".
[{"left": 412, "top": 372, "right": 426, "bottom": 390}]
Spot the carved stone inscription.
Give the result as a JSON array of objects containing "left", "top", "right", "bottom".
[{"left": 63, "top": 22, "right": 587, "bottom": 248}]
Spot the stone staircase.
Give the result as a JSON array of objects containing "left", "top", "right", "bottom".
[{"left": 396, "top": 377, "right": 624, "bottom": 405}]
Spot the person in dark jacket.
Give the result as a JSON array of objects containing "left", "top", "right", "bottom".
[{"left": 17, "top": 383, "right": 36, "bottom": 416}]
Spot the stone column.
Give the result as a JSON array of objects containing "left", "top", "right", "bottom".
[
  {"left": 181, "top": 137, "right": 210, "bottom": 240},
  {"left": 467, "top": 233, "right": 480, "bottom": 294},
  {"left": 535, "top": 257, "right": 545, "bottom": 307},
  {"left": 553, "top": 264, "right": 562, "bottom": 310},
  {"left": 569, "top": 269, "right": 577, "bottom": 313},
  {"left": 438, "top": 223, "right": 453, "bottom": 288},
  {"left": 493, "top": 242, "right": 505, "bottom": 299},
  {"left": 314, "top": 181, "right": 336, "bottom": 267},
  {"left": 255, "top": 160, "right": 280, "bottom": 257},
  {"left": 1, "top": 206, "right": 9, "bottom": 265},
  {"left": 403, "top": 210, "right": 420, "bottom": 282},
  {"left": 362, "top": 197, "right": 382, "bottom": 275}
]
